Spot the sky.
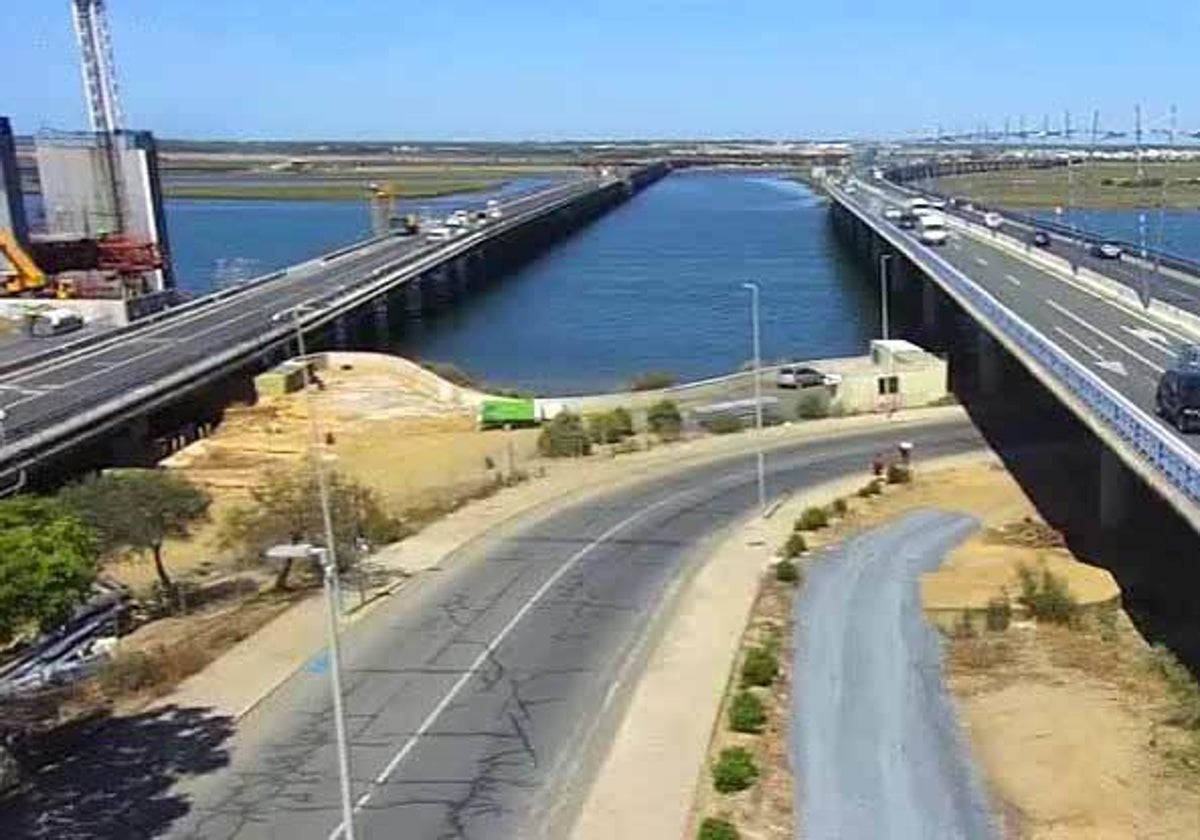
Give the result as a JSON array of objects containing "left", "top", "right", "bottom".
[{"left": 5, "top": 0, "right": 1197, "bottom": 141}]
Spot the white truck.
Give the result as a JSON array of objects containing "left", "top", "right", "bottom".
[{"left": 918, "top": 212, "right": 949, "bottom": 246}]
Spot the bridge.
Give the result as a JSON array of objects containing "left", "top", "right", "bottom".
[
  {"left": 0, "top": 163, "right": 668, "bottom": 481},
  {"left": 829, "top": 173, "right": 1200, "bottom": 532}
]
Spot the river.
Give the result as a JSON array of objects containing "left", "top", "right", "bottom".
[{"left": 163, "top": 170, "right": 880, "bottom": 394}]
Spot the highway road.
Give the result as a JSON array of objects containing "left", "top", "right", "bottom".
[
  {"left": 0, "top": 176, "right": 602, "bottom": 461},
  {"left": 51, "top": 420, "right": 985, "bottom": 840},
  {"left": 793, "top": 509, "right": 995, "bottom": 839},
  {"left": 845, "top": 184, "right": 1200, "bottom": 454}
]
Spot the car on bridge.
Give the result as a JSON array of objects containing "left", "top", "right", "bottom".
[
  {"left": 1156, "top": 365, "right": 1200, "bottom": 433},
  {"left": 983, "top": 212, "right": 1004, "bottom": 230},
  {"left": 1031, "top": 230, "right": 1052, "bottom": 248},
  {"left": 1089, "top": 241, "right": 1124, "bottom": 260}
]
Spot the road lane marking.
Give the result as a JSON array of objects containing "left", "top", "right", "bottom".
[
  {"left": 1003, "top": 273, "right": 1023, "bottom": 287},
  {"left": 974, "top": 256, "right": 989, "bottom": 267},
  {"left": 1120, "top": 325, "right": 1175, "bottom": 356},
  {"left": 1045, "top": 298, "right": 1165, "bottom": 374},
  {"left": 329, "top": 484, "right": 696, "bottom": 838},
  {"left": 1053, "top": 327, "right": 1104, "bottom": 362}
]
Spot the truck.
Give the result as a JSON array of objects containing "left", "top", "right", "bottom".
[
  {"left": 918, "top": 213, "right": 949, "bottom": 246},
  {"left": 486, "top": 199, "right": 502, "bottom": 220},
  {"left": 479, "top": 398, "right": 538, "bottom": 429}
]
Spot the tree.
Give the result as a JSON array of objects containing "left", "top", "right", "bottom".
[
  {"left": 61, "top": 469, "right": 211, "bottom": 599},
  {"left": 0, "top": 496, "right": 97, "bottom": 643},
  {"left": 220, "top": 463, "right": 406, "bottom": 590},
  {"left": 646, "top": 399, "right": 683, "bottom": 440},
  {"left": 537, "top": 412, "right": 591, "bottom": 457}
]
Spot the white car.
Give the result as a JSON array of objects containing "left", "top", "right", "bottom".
[
  {"left": 883, "top": 208, "right": 902, "bottom": 220},
  {"left": 983, "top": 212, "right": 1004, "bottom": 229},
  {"left": 918, "top": 213, "right": 949, "bottom": 246}
]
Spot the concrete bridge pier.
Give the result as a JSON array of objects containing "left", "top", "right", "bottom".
[
  {"left": 105, "top": 416, "right": 154, "bottom": 467},
  {"left": 1098, "top": 444, "right": 1135, "bottom": 530},
  {"left": 920, "top": 277, "right": 945, "bottom": 343},
  {"left": 975, "top": 328, "right": 1004, "bottom": 397},
  {"left": 369, "top": 294, "right": 390, "bottom": 340},
  {"left": 405, "top": 277, "right": 424, "bottom": 317},
  {"left": 452, "top": 256, "right": 470, "bottom": 297}
]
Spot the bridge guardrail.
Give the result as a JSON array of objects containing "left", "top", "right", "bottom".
[{"left": 831, "top": 186, "right": 1200, "bottom": 509}]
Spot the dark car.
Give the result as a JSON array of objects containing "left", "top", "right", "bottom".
[
  {"left": 1156, "top": 367, "right": 1200, "bottom": 432},
  {"left": 897, "top": 213, "right": 918, "bottom": 229},
  {"left": 1031, "top": 230, "right": 1052, "bottom": 248},
  {"left": 1090, "top": 241, "right": 1123, "bottom": 259}
]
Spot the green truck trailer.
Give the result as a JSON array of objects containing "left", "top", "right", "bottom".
[{"left": 479, "top": 398, "right": 538, "bottom": 429}]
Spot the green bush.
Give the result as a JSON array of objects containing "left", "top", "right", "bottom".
[
  {"left": 609, "top": 406, "right": 634, "bottom": 438},
  {"left": 796, "top": 506, "right": 829, "bottom": 531},
  {"left": 985, "top": 595, "right": 1012, "bottom": 632},
  {"left": 698, "top": 817, "right": 739, "bottom": 840},
  {"left": 782, "top": 531, "right": 807, "bottom": 559},
  {"left": 775, "top": 558, "right": 800, "bottom": 584},
  {"left": 647, "top": 399, "right": 683, "bottom": 441},
  {"left": 856, "top": 480, "right": 883, "bottom": 498},
  {"left": 587, "top": 407, "right": 636, "bottom": 445},
  {"left": 831, "top": 498, "right": 848, "bottom": 516},
  {"left": 728, "top": 690, "right": 767, "bottom": 733},
  {"left": 795, "top": 389, "right": 831, "bottom": 419},
  {"left": 1016, "top": 563, "right": 1079, "bottom": 626},
  {"left": 630, "top": 371, "right": 677, "bottom": 391},
  {"left": 740, "top": 647, "right": 780, "bottom": 688},
  {"left": 537, "top": 412, "right": 592, "bottom": 458},
  {"left": 703, "top": 415, "right": 744, "bottom": 435},
  {"left": 886, "top": 463, "right": 912, "bottom": 484},
  {"left": 712, "top": 747, "right": 759, "bottom": 793},
  {"left": 1146, "top": 644, "right": 1200, "bottom": 730}
]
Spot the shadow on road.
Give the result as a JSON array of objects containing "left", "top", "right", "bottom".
[{"left": 0, "top": 703, "right": 234, "bottom": 839}]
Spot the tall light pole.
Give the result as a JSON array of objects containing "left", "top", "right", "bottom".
[
  {"left": 742, "top": 282, "right": 766, "bottom": 514},
  {"left": 270, "top": 305, "right": 356, "bottom": 840},
  {"left": 878, "top": 253, "right": 892, "bottom": 341}
]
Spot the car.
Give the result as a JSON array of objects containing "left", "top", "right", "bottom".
[
  {"left": 897, "top": 212, "right": 918, "bottom": 230},
  {"left": 1031, "top": 230, "right": 1052, "bottom": 248},
  {"left": 1156, "top": 366, "right": 1200, "bottom": 432},
  {"left": 1090, "top": 241, "right": 1123, "bottom": 259},
  {"left": 883, "top": 207, "right": 902, "bottom": 220},
  {"left": 776, "top": 365, "right": 837, "bottom": 389},
  {"left": 983, "top": 211, "right": 1003, "bottom": 230},
  {"left": 918, "top": 213, "right": 949, "bottom": 246}
]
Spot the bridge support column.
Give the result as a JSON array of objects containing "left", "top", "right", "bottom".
[
  {"left": 332, "top": 314, "right": 351, "bottom": 348},
  {"left": 405, "top": 278, "right": 424, "bottom": 316},
  {"left": 106, "top": 416, "right": 154, "bottom": 467},
  {"left": 370, "top": 295, "right": 390, "bottom": 340},
  {"left": 453, "top": 257, "right": 470, "bottom": 297},
  {"left": 920, "top": 278, "right": 942, "bottom": 339},
  {"left": 976, "top": 329, "right": 1003, "bottom": 396},
  {"left": 1098, "top": 445, "right": 1134, "bottom": 530}
]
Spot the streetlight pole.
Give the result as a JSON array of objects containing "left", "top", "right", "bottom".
[
  {"left": 879, "top": 253, "right": 892, "bottom": 341},
  {"left": 742, "top": 282, "right": 766, "bottom": 514}
]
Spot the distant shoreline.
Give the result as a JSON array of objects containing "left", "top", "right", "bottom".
[{"left": 162, "top": 179, "right": 509, "bottom": 202}]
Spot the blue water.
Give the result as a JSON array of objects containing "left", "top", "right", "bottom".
[
  {"left": 1027, "top": 207, "right": 1200, "bottom": 262},
  {"left": 394, "top": 171, "right": 878, "bottom": 394},
  {"left": 162, "top": 176, "right": 567, "bottom": 296}
]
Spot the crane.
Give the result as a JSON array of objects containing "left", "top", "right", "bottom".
[{"left": 0, "top": 229, "right": 47, "bottom": 295}]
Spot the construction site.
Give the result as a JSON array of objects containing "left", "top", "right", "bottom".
[{"left": 0, "top": 1, "right": 173, "bottom": 333}]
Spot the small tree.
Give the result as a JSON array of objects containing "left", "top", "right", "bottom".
[
  {"left": 608, "top": 407, "right": 635, "bottom": 439},
  {"left": 782, "top": 532, "right": 807, "bottom": 559},
  {"left": 221, "top": 463, "right": 406, "bottom": 590},
  {"left": 796, "top": 506, "right": 829, "bottom": 531},
  {"left": 775, "top": 559, "right": 800, "bottom": 584},
  {"left": 728, "top": 690, "right": 767, "bottom": 733},
  {"left": 538, "top": 411, "right": 591, "bottom": 457},
  {"left": 61, "top": 469, "right": 210, "bottom": 600},
  {"left": 0, "top": 497, "right": 97, "bottom": 643},
  {"left": 586, "top": 408, "right": 634, "bottom": 445},
  {"left": 740, "top": 647, "right": 780, "bottom": 688},
  {"left": 698, "top": 818, "right": 739, "bottom": 840},
  {"left": 647, "top": 399, "right": 683, "bottom": 440},
  {"left": 712, "top": 747, "right": 759, "bottom": 793}
]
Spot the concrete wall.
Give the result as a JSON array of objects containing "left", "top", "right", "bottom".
[{"left": 0, "top": 117, "right": 27, "bottom": 243}]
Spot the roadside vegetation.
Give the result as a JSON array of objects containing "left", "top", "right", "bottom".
[
  {"left": 629, "top": 371, "right": 677, "bottom": 391},
  {"left": 931, "top": 161, "right": 1200, "bottom": 209}
]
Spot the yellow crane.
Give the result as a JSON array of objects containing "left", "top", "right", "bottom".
[{"left": 0, "top": 229, "right": 47, "bottom": 295}]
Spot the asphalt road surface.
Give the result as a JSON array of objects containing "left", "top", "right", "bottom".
[
  {"left": 792, "top": 509, "right": 996, "bottom": 840},
  {"left": 2, "top": 420, "right": 972, "bottom": 840}
]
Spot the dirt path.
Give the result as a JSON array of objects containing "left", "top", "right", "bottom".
[{"left": 793, "top": 509, "right": 997, "bottom": 839}]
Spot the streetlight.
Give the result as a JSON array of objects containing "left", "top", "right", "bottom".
[
  {"left": 266, "top": 544, "right": 356, "bottom": 840},
  {"left": 879, "top": 253, "right": 892, "bottom": 341},
  {"left": 741, "top": 282, "right": 766, "bottom": 514}
]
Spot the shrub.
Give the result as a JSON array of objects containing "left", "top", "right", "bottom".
[
  {"left": 537, "top": 412, "right": 592, "bottom": 458},
  {"left": 1146, "top": 644, "right": 1200, "bottom": 730},
  {"left": 630, "top": 371, "right": 677, "bottom": 391},
  {"left": 795, "top": 389, "right": 831, "bottom": 419},
  {"left": 609, "top": 406, "right": 634, "bottom": 438},
  {"left": 856, "top": 480, "right": 883, "bottom": 498},
  {"left": 782, "top": 531, "right": 807, "bottom": 559},
  {"left": 775, "top": 558, "right": 800, "bottom": 584},
  {"left": 985, "top": 595, "right": 1012, "bottom": 632},
  {"left": 1016, "top": 562, "right": 1079, "bottom": 625},
  {"left": 728, "top": 690, "right": 767, "bottom": 733},
  {"left": 740, "top": 647, "right": 779, "bottom": 688},
  {"left": 831, "top": 498, "right": 848, "bottom": 516},
  {"left": 703, "top": 415, "right": 744, "bottom": 435},
  {"left": 698, "top": 818, "right": 739, "bottom": 840},
  {"left": 647, "top": 399, "right": 683, "bottom": 441},
  {"left": 587, "top": 407, "right": 635, "bottom": 445},
  {"left": 886, "top": 463, "right": 912, "bottom": 484},
  {"left": 712, "top": 747, "right": 759, "bottom": 793},
  {"left": 796, "top": 506, "right": 829, "bottom": 531}
]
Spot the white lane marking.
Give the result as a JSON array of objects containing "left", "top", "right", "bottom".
[
  {"left": 1097, "top": 359, "right": 1129, "bottom": 376},
  {"left": 1053, "top": 326, "right": 1104, "bottom": 362},
  {"left": 1003, "top": 273, "right": 1023, "bottom": 287},
  {"left": 0, "top": 383, "right": 46, "bottom": 396},
  {"left": 328, "top": 484, "right": 696, "bottom": 839},
  {"left": 974, "top": 256, "right": 989, "bottom": 267},
  {"left": 1045, "top": 298, "right": 1165, "bottom": 374},
  {"left": 950, "top": 241, "right": 962, "bottom": 251},
  {"left": 1120, "top": 325, "right": 1174, "bottom": 356}
]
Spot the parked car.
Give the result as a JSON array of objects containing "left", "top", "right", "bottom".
[
  {"left": 1031, "top": 230, "right": 1052, "bottom": 248},
  {"left": 776, "top": 365, "right": 838, "bottom": 389},
  {"left": 1090, "top": 241, "right": 1124, "bottom": 259},
  {"left": 1156, "top": 366, "right": 1200, "bottom": 432}
]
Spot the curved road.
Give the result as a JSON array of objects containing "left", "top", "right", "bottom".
[
  {"left": 0, "top": 418, "right": 985, "bottom": 839},
  {"left": 793, "top": 510, "right": 996, "bottom": 839}
]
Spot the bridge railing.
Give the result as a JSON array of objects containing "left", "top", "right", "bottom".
[{"left": 831, "top": 186, "right": 1200, "bottom": 508}]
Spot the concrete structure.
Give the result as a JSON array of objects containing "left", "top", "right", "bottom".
[
  {"left": 0, "top": 118, "right": 27, "bottom": 245},
  {"left": 833, "top": 339, "right": 949, "bottom": 413}
]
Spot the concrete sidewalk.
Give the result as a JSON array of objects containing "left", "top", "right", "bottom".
[{"left": 160, "top": 406, "right": 968, "bottom": 721}]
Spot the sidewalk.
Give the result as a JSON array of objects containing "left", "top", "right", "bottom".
[{"left": 160, "top": 406, "right": 968, "bottom": 720}]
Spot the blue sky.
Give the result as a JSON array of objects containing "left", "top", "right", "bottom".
[{"left": 6, "top": 0, "right": 1195, "bottom": 141}]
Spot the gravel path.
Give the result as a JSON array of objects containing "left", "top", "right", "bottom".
[{"left": 792, "top": 509, "right": 997, "bottom": 840}]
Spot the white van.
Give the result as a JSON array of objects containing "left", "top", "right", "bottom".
[
  {"left": 425, "top": 226, "right": 453, "bottom": 242},
  {"left": 918, "top": 213, "right": 949, "bottom": 246},
  {"left": 906, "top": 197, "right": 933, "bottom": 217}
]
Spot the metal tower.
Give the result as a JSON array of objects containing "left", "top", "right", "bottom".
[{"left": 71, "top": 0, "right": 124, "bottom": 135}]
